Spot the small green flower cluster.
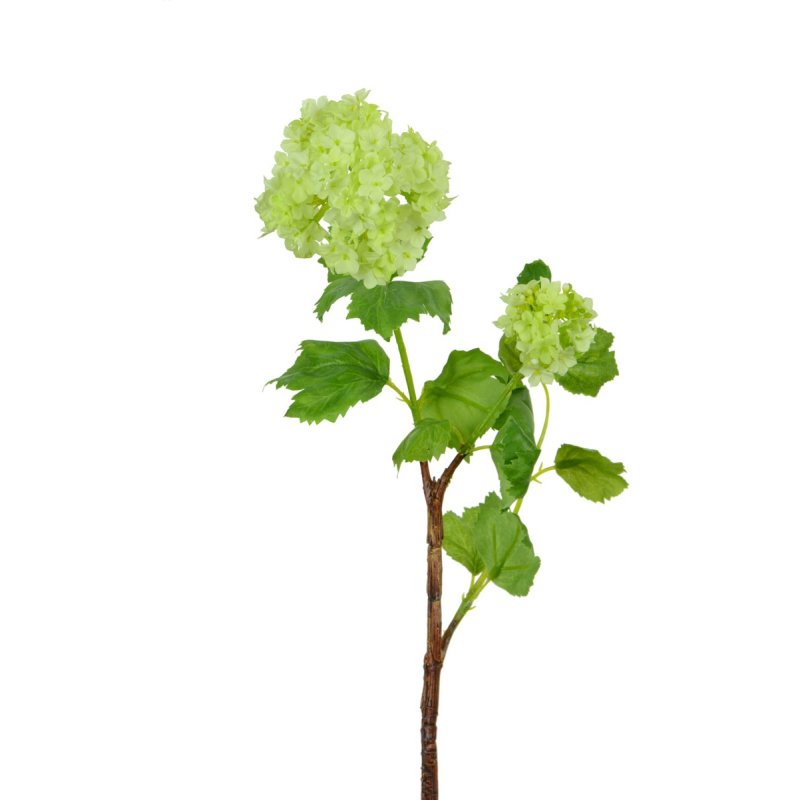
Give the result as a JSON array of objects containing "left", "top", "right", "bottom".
[
  {"left": 496, "top": 278, "right": 597, "bottom": 385},
  {"left": 255, "top": 90, "right": 451, "bottom": 287}
]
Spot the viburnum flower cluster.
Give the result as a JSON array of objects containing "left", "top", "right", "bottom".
[
  {"left": 255, "top": 89, "right": 451, "bottom": 288},
  {"left": 496, "top": 278, "right": 598, "bottom": 385}
]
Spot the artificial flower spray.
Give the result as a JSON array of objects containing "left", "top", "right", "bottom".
[{"left": 256, "top": 90, "right": 626, "bottom": 799}]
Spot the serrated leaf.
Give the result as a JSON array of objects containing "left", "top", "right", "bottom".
[
  {"left": 491, "top": 388, "right": 540, "bottom": 506},
  {"left": 516, "top": 259, "right": 552, "bottom": 284},
  {"left": 443, "top": 504, "right": 485, "bottom": 576},
  {"left": 498, "top": 335, "right": 522, "bottom": 374},
  {"left": 554, "top": 444, "right": 628, "bottom": 502},
  {"left": 314, "top": 277, "right": 358, "bottom": 321},
  {"left": 418, "top": 349, "right": 511, "bottom": 449},
  {"left": 473, "top": 493, "right": 540, "bottom": 596},
  {"left": 346, "top": 280, "right": 452, "bottom": 340},
  {"left": 492, "top": 384, "right": 531, "bottom": 431},
  {"left": 271, "top": 340, "right": 389, "bottom": 424},
  {"left": 392, "top": 419, "right": 451, "bottom": 469},
  {"left": 556, "top": 328, "right": 618, "bottom": 397}
]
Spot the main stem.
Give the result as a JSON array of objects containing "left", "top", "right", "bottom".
[
  {"left": 420, "top": 464, "right": 443, "bottom": 800},
  {"left": 391, "top": 327, "right": 463, "bottom": 798},
  {"left": 420, "top": 455, "right": 463, "bottom": 800}
]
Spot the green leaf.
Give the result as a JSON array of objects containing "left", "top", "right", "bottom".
[
  {"left": 555, "top": 328, "right": 618, "bottom": 397},
  {"left": 554, "top": 444, "right": 628, "bottom": 502},
  {"left": 493, "top": 384, "right": 531, "bottom": 430},
  {"left": 516, "top": 259, "right": 552, "bottom": 284},
  {"left": 491, "top": 388, "right": 540, "bottom": 506},
  {"left": 498, "top": 335, "right": 522, "bottom": 374},
  {"left": 418, "top": 349, "right": 511, "bottom": 449},
  {"left": 473, "top": 493, "right": 540, "bottom": 596},
  {"left": 444, "top": 494, "right": 541, "bottom": 594},
  {"left": 443, "top": 504, "right": 485, "bottom": 576},
  {"left": 346, "top": 280, "right": 452, "bottom": 340},
  {"left": 314, "top": 277, "right": 358, "bottom": 321},
  {"left": 271, "top": 340, "right": 389, "bottom": 424},
  {"left": 392, "top": 419, "right": 451, "bottom": 469},
  {"left": 420, "top": 236, "right": 432, "bottom": 260}
]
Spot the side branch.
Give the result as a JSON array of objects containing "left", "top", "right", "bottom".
[
  {"left": 442, "top": 574, "right": 489, "bottom": 658},
  {"left": 435, "top": 452, "right": 464, "bottom": 501}
]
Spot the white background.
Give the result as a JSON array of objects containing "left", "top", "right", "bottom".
[{"left": 2, "top": 1, "right": 799, "bottom": 798}]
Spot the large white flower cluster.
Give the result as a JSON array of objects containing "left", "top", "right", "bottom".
[
  {"left": 496, "top": 278, "right": 598, "bottom": 385},
  {"left": 256, "top": 90, "right": 451, "bottom": 287}
]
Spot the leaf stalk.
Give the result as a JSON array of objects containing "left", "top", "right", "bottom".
[{"left": 394, "top": 327, "right": 420, "bottom": 423}]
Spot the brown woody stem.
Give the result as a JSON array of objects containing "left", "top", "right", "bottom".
[{"left": 419, "top": 454, "right": 464, "bottom": 800}]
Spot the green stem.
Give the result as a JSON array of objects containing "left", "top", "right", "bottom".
[
  {"left": 470, "top": 444, "right": 493, "bottom": 453},
  {"left": 386, "top": 378, "right": 412, "bottom": 407},
  {"left": 512, "top": 465, "right": 556, "bottom": 515},
  {"left": 536, "top": 382, "right": 550, "bottom": 452},
  {"left": 312, "top": 200, "right": 328, "bottom": 223},
  {"left": 530, "top": 464, "right": 556, "bottom": 483},
  {"left": 442, "top": 573, "right": 490, "bottom": 657},
  {"left": 393, "top": 327, "right": 420, "bottom": 424}
]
